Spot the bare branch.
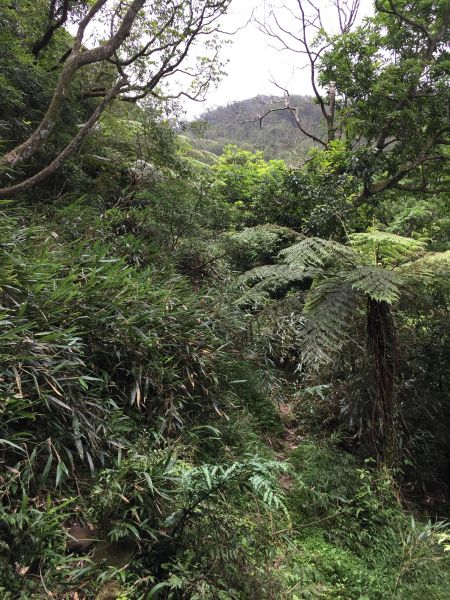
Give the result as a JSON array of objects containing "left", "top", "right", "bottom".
[
  {"left": 241, "top": 88, "right": 327, "bottom": 147},
  {"left": 256, "top": 1, "right": 353, "bottom": 145}
]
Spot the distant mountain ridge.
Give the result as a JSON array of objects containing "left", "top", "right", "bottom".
[{"left": 187, "top": 95, "right": 324, "bottom": 163}]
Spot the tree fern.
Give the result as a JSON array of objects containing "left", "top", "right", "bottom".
[
  {"left": 301, "top": 279, "right": 360, "bottom": 366},
  {"left": 344, "top": 265, "right": 404, "bottom": 303},
  {"left": 238, "top": 232, "right": 447, "bottom": 369},
  {"left": 237, "top": 265, "right": 314, "bottom": 308},
  {"left": 400, "top": 250, "right": 450, "bottom": 279},
  {"left": 348, "top": 229, "right": 427, "bottom": 263},
  {"left": 279, "top": 237, "right": 358, "bottom": 269},
  {"left": 239, "top": 264, "right": 311, "bottom": 285}
]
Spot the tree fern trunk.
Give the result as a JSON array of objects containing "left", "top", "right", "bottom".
[{"left": 367, "top": 298, "right": 397, "bottom": 463}]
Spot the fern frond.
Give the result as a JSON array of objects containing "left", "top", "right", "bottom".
[
  {"left": 279, "top": 237, "right": 358, "bottom": 269},
  {"left": 239, "top": 264, "right": 314, "bottom": 286},
  {"left": 400, "top": 250, "right": 450, "bottom": 279},
  {"left": 235, "top": 288, "right": 272, "bottom": 310},
  {"left": 344, "top": 265, "right": 404, "bottom": 303},
  {"left": 237, "top": 265, "right": 314, "bottom": 309},
  {"left": 348, "top": 228, "right": 426, "bottom": 263},
  {"left": 300, "top": 279, "right": 361, "bottom": 366}
]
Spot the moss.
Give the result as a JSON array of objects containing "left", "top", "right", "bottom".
[{"left": 95, "top": 582, "right": 123, "bottom": 600}]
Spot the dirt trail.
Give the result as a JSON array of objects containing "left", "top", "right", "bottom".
[{"left": 276, "top": 401, "right": 302, "bottom": 491}]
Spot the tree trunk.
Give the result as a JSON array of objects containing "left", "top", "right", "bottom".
[
  {"left": 326, "top": 81, "right": 336, "bottom": 145},
  {"left": 367, "top": 298, "right": 397, "bottom": 463},
  {"left": 2, "top": 56, "right": 78, "bottom": 167},
  {"left": 0, "top": 79, "right": 125, "bottom": 197},
  {"left": 1, "top": 0, "right": 145, "bottom": 169}
]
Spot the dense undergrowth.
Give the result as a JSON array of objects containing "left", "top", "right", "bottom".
[
  {"left": 1, "top": 1, "right": 450, "bottom": 597},
  {"left": 0, "top": 191, "right": 448, "bottom": 599}
]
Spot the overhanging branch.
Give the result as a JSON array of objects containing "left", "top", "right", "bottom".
[{"left": 0, "top": 80, "right": 126, "bottom": 198}]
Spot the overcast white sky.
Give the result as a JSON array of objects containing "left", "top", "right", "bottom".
[{"left": 183, "top": 0, "right": 374, "bottom": 117}]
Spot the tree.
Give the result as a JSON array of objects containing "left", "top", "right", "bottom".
[
  {"left": 240, "top": 229, "right": 450, "bottom": 460},
  {"left": 0, "top": 0, "right": 231, "bottom": 196},
  {"left": 256, "top": 0, "right": 450, "bottom": 203},
  {"left": 256, "top": 0, "right": 361, "bottom": 147},
  {"left": 213, "top": 145, "right": 290, "bottom": 225},
  {"left": 30, "top": 0, "right": 78, "bottom": 58}
]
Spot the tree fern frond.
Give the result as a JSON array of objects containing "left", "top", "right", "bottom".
[
  {"left": 239, "top": 264, "right": 315, "bottom": 286},
  {"left": 237, "top": 265, "right": 315, "bottom": 308},
  {"left": 348, "top": 228, "right": 426, "bottom": 263},
  {"left": 235, "top": 288, "right": 272, "bottom": 310},
  {"left": 344, "top": 265, "right": 404, "bottom": 303},
  {"left": 400, "top": 250, "right": 450, "bottom": 279},
  {"left": 300, "top": 279, "right": 361, "bottom": 367},
  {"left": 279, "top": 237, "right": 358, "bottom": 269}
]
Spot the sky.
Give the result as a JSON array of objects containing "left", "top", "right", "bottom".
[{"left": 183, "top": 0, "right": 374, "bottom": 118}]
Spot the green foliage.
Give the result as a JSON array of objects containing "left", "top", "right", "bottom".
[
  {"left": 90, "top": 439, "right": 290, "bottom": 597},
  {"left": 348, "top": 229, "right": 427, "bottom": 264},
  {"left": 241, "top": 230, "right": 447, "bottom": 368},
  {"left": 225, "top": 363, "right": 284, "bottom": 436},
  {"left": 318, "top": 0, "right": 449, "bottom": 198},
  {"left": 213, "top": 145, "right": 292, "bottom": 226},
  {"left": 225, "top": 224, "right": 301, "bottom": 270},
  {"left": 288, "top": 445, "right": 401, "bottom": 547},
  {"left": 0, "top": 4, "right": 449, "bottom": 598},
  {"left": 0, "top": 205, "right": 242, "bottom": 486},
  {"left": 281, "top": 443, "right": 450, "bottom": 600},
  {"left": 285, "top": 144, "right": 361, "bottom": 237},
  {"left": 382, "top": 194, "right": 450, "bottom": 250},
  {"left": 0, "top": 493, "right": 74, "bottom": 597},
  {"left": 280, "top": 237, "right": 357, "bottom": 269},
  {"left": 344, "top": 264, "right": 403, "bottom": 303}
]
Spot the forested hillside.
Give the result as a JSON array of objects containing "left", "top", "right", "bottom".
[
  {"left": 0, "top": 1, "right": 449, "bottom": 599},
  {"left": 187, "top": 95, "right": 323, "bottom": 162}
]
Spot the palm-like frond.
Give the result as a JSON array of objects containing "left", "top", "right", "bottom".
[
  {"left": 344, "top": 265, "right": 404, "bottom": 303},
  {"left": 238, "top": 232, "right": 445, "bottom": 369},
  {"left": 237, "top": 265, "right": 314, "bottom": 308},
  {"left": 400, "top": 250, "right": 450, "bottom": 279},
  {"left": 279, "top": 237, "right": 358, "bottom": 269},
  {"left": 300, "top": 279, "right": 361, "bottom": 366},
  {"left": 239, "top": 264, "right": 309, "bottom": 283},
  {"left": 239, "top": 264, "right": 315, "bottom": 288},
  {"left": 348, "top": 228, "right": 426, "bottom": 263}
]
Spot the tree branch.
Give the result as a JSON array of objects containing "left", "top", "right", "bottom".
[
  {"left": 32, "top": 0, "right": 71, "bottom": 58},
  {"left": 393, "top": 183, "right": 450, "bottom": 194},
  {"left": 1, "top": 0, "right": 231, "bottom": 190},
  {"left": 244, "top": 89, "right": 327, "bottom": 147},
  {"left": 0, "top": 79, "right": 126, "bottom": 198},
  {"left": 358, "top": 128, "right": 450, "bottom": 202}
]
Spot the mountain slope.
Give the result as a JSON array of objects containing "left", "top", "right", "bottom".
[{"left": 188, "top": 95, "right": 324, "bottom": 163}]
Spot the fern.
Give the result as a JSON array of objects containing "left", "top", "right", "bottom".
[
  {"left": 238, "top": 232, "right": 445, "bottom": 370},
  {"left": 239, "top": 264, "right": 310, "bottom": 285},
  {"left": 239, "top": 264, "right": 314, "bottom": 291},
  {"left": 279, "top": 237, "right": 358, "bottom": 269},
  {"left": 237, "top": 265, "right": 314, "bottom": 308},
  {"left": 300, "top": 279, "right": 361, "bottom": 366},
  {"left": 235, "top": 287, "right": 273, "bottom": 310},
  {"left": 348, "top": 228, "right": 426, "bottom": 263},
  {"left": 178, "top": 457, "right": 290, "bottom": 516},
  {"left": 400, "top": 250, "right": 450, "bottom": 279},
  {"left": 344, "top": 265, "right": 404, "bottom": 303}
]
